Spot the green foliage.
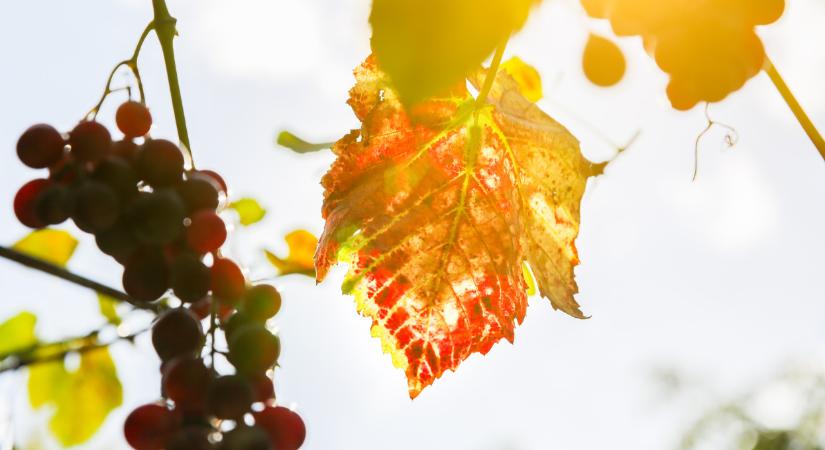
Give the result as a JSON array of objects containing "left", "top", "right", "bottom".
[
  {"left": 0, "top": 312, "right": 37, "bottom": 357},
  {"left": 229, "top": 198, "right": 266, "bottom": 226},
  {"left": 277, "top": 131, "right": 332, "bottom": 153},
  {"left": 370, "top": 0, "right": 539, "bottom": 105},
  {"left": 97, "top": 293, "right": 122, "bottom": 325},
  {"left": 28, "top": 348, "right": 123, "bottom": 447}
]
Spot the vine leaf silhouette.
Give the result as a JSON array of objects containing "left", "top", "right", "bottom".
[{"left": 316, "top": 56, "right": 604, "bottom": 397}]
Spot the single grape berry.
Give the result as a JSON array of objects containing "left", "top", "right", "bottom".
[
  {"left": 116, "top": 101, "right": 153, "bottom": 138},
  {"left": 177, "top": 176, "right": 220, "bottom": 213},
  {"left": 193, "top": 169, "right": 227, "bottom": 194},
  {"left": 17, "top": 124, "right": 65, "bottom": 169},
  {"left": 123, "top": 403, "right": 180, "bottom": 450},
  {"left": 206, "top": 375, "right": 254, "bottom": 420},
  {"left": 186, "top": 211, "right": 227, "bottom": 254},
  {"left": 69, "top": 121, "right": 111, "bottom": 163},
  {"left": 228, "top": 324, "right": 281, "bottom": 375},
  {"left": 165, "top": 427, "right": 214, "bottom": 450},
  {"left": 582, "top": 33, "right": 626, "bottom": 87},
  {"left": 242, "top": 285, "right": 282, "bottom": 322},
  {"left": 152, "top": 308, "right": 204, "bottom": 361},
  {"left": 71, "top": 181, "right": 119, "bottom": 233},
  {"left": 136, "top": 139, "right": 184, "bottom": 187},
  {"left": 111, "top": 139, "right": 139, "bottom": 161},
  {"left": 220, "top": 426, "right": 272, "bottom": 450},
  {"left": 211, "top": 258, "right": 245, "bottom": 302},
  {"left": 222, "top": 311, "right": 253, "bottom": 342},
  {"left": 171, "top": 253, "right": 211, "bottom": 303},
  {"left": 14, "top": 179, "right": 51, "bottom": 228},
  {"left": 254, "top": 406, "right": 306, "bottom": 450},
  {"left": 162, "top": 356, "right": 212, "bottom": 412},
  {"left": 92, "top": 156, "right": 139, "bottom": 200},
  {"left": 123, "top": 249, "right": 169, "bottom": 302},
  {"left": 249, "top": 373, "right": 276, "bottom": 403},
  {"left": 34, "top": 183, "right": 72, "bottom": 225},
  {"left": 129, "top": 190, "right": 186, "bottom": 245},
  {"left": 95, "top": 220, "right": 138, "bottom": 263}
]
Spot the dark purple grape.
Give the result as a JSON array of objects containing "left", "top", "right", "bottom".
[
  {"left": 71, "top": 181, "right": 119, "bottom": 233},
  {"left": 69, "top": 121, "right": 111, "bottom": 163},
  {"left": 171, "top": 253, "right": 211, "bottom": 303},
  {"left": 123, "top": 248, "right": 169, "bottom": 302},
  {"left": 17, "top": 124, "right": 65, "bottom": 169},
  {"left": 206, "top": 375, "right": 254, "bottom": 420},
  {"left": 152, "top": 308, "right": 204, "bottom": 361},
  {"left": 136, "top": 139, "right": 184, "bottom": 187},
  {"left": 129, "top": 190, "right": 186, "bottom": 245}
]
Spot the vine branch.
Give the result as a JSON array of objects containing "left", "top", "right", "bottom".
[
  {"left": 0, "top": 246, "right": 158, "bottom": 313},
  {"left": 764, "top": 56, "right": 825, "bottom": 162}
]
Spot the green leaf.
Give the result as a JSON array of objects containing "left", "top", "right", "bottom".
[
  {"left": 0, "top": 312, "right": 38, "bottom": 357},
  {"left": 13, "top": 229, "right": 78, "bottom": 267},
  {"left": 370, "top": 0, "right": 539, "bottom": 105},
  {"left": 97, "top": 294, "right": 121, "bottom": 326},
  {"left": 28, "top": 347, "right": 123, "bottom": 447},
  {"left": 229, "top": 198, "right": 267, "bottom": 226},
  {"left": 265, "top": 229, "right": 318, "bottom": 278},
  {"left": 277, "top": 131, "right": 333, "bottom": 153}
]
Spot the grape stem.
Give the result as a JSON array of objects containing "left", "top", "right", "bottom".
[
  {"left": 0, "top": 327, "right": 149, "bottom": 373},
  {"left": 0, "top": 246, "right": 159, "bottom": 313},
  {"left": 86, "top": 21, "right": 155, "bottom": 120},
  {"left": 152, "top": 0, "right": 195, "bottom": 166},
  {"left": 475, "top": 41, "right": 508, "bottom": 108},
  {"left": 763, "top": 56, "right": 825, "bottom": 162}
]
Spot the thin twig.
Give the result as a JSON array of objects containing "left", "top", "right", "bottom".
[
  {"left": 0, "top": 246, "right": 158, "bottom": 312},
  {"left": 0, "top": 328, "right": 149, "bottom": 373},
  {"left": 86, "top": 21, "right": 155, "bottom": 119},
  {"left": 763, "top": 56, "right": 825, "bottom": 162}
]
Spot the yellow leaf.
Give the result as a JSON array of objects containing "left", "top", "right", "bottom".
[
  {"left": 265, "top": 229, "right": 318, "bottom": 277},
  {"left": 28, "top": 347, "right": 123, "bottom": 446},
  {"left": 0, "top": 312, "right": 37, "bottom": 357},
  {"left": 97, "top": 294, "right": 121, "bottom": 325},
  {"left": 13, "top": 229, "right": 78, "bottom": 267},
  {"left": 501, "top": 56, "right": 543, "bottom": 102},
  {"left": 229, "top": 198, "right": 267, "bottom": 226},
  {"left": 370, "top": 0, "right": 539, "bottom": 105}
]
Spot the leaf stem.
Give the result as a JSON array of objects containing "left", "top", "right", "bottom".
[
  {"left": 476, "top": 41, "right": 508, "bottom": 107},
  {"left": 763, "top": 56, "right": 825, "bottom": 162},
  {"left": 151, "top": 0, "right": 194, "bottom": 165},
  {"left": 0, "top": 246, "right": 158, "bottom": 313}
]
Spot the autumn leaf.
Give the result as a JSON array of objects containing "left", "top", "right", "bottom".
[
  {"left": 316, "top": 56, "right": 603, "bottom": 397},
  {"left": 0, "top": 312, "right": 38, "bottom": 357},
  {"left": 229, "top": 198, "right": 267, "bottom": 226},
  {"left": 13, "top": 229, "right": 78, "bottom": 267},
  {"left": 370, "top": 0, "right": 539, "bottom": 105},
  {"left": 277, "top": 131, "right": 333, "bottom": 153},
  {"left": 28, "top": 347, "right": 123, "bottom": 447},
  {"left": 265, "top": 229, "right": 318, "bottom": 277},
  {"left": 501, "top": 57, "right": 543, "bottom": 102}
]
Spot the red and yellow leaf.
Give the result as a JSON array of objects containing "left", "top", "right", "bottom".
[{"left": 316, "top": 56, "right": 603, "bottom": 398}]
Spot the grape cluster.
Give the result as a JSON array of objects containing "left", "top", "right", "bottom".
[
  {"left": 580, "top": 0, "right": 785, "bottom": 109},
  {"left": 14, "top": 102, "right": 305, "bottom": 449}
]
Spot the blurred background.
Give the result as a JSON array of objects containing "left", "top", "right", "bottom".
[{"left": 1, "top": 0, "right": 824, "bottom": 448}]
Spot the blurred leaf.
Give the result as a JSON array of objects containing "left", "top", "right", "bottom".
[
  {"left": 265, "top": 229, "right": 318, "bottom": 277},
  {"left": 522, "top": 263, "right": 536, "bottom": 296},
  {"left": 277, "top": 131, "right": 333, "bottom": 153},
  {"left": 501, "top": 56, "right": 543, "bottom": 102},
  {"left": 0, "top": 312, "right": 37, "bottom": 357},
  {"left": 28, "top": 347, "right": 123, "bottom": 447},
  {"left": 370, "top": 0, "right": 539, "bottom": 105},
  {"left": 97, "top": 294, "right": 121, "bottom": 326},
  {"left": 229, "top": 198, "right": 267, "bottom": 226},
  {"left": 582, "top": 33, "right": 626, "bottom": 87},
  {"left": 13, "top": 229, "right": 78, "bottom": 267}
]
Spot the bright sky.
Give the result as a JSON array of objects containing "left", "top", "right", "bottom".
[{"left": 1, "top": 0, "right": 824, "bottom": 449}]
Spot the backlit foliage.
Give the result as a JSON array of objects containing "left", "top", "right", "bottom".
[
  {"left": 581, "top": 0, "right": 785, "bottom": 109},
  {"left": 316, "top": 56, "right": 603, "bottom": 397}
]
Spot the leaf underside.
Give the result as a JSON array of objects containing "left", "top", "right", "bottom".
[{"left": 316, "top": 56, "right": 603, "bottom": 398}]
